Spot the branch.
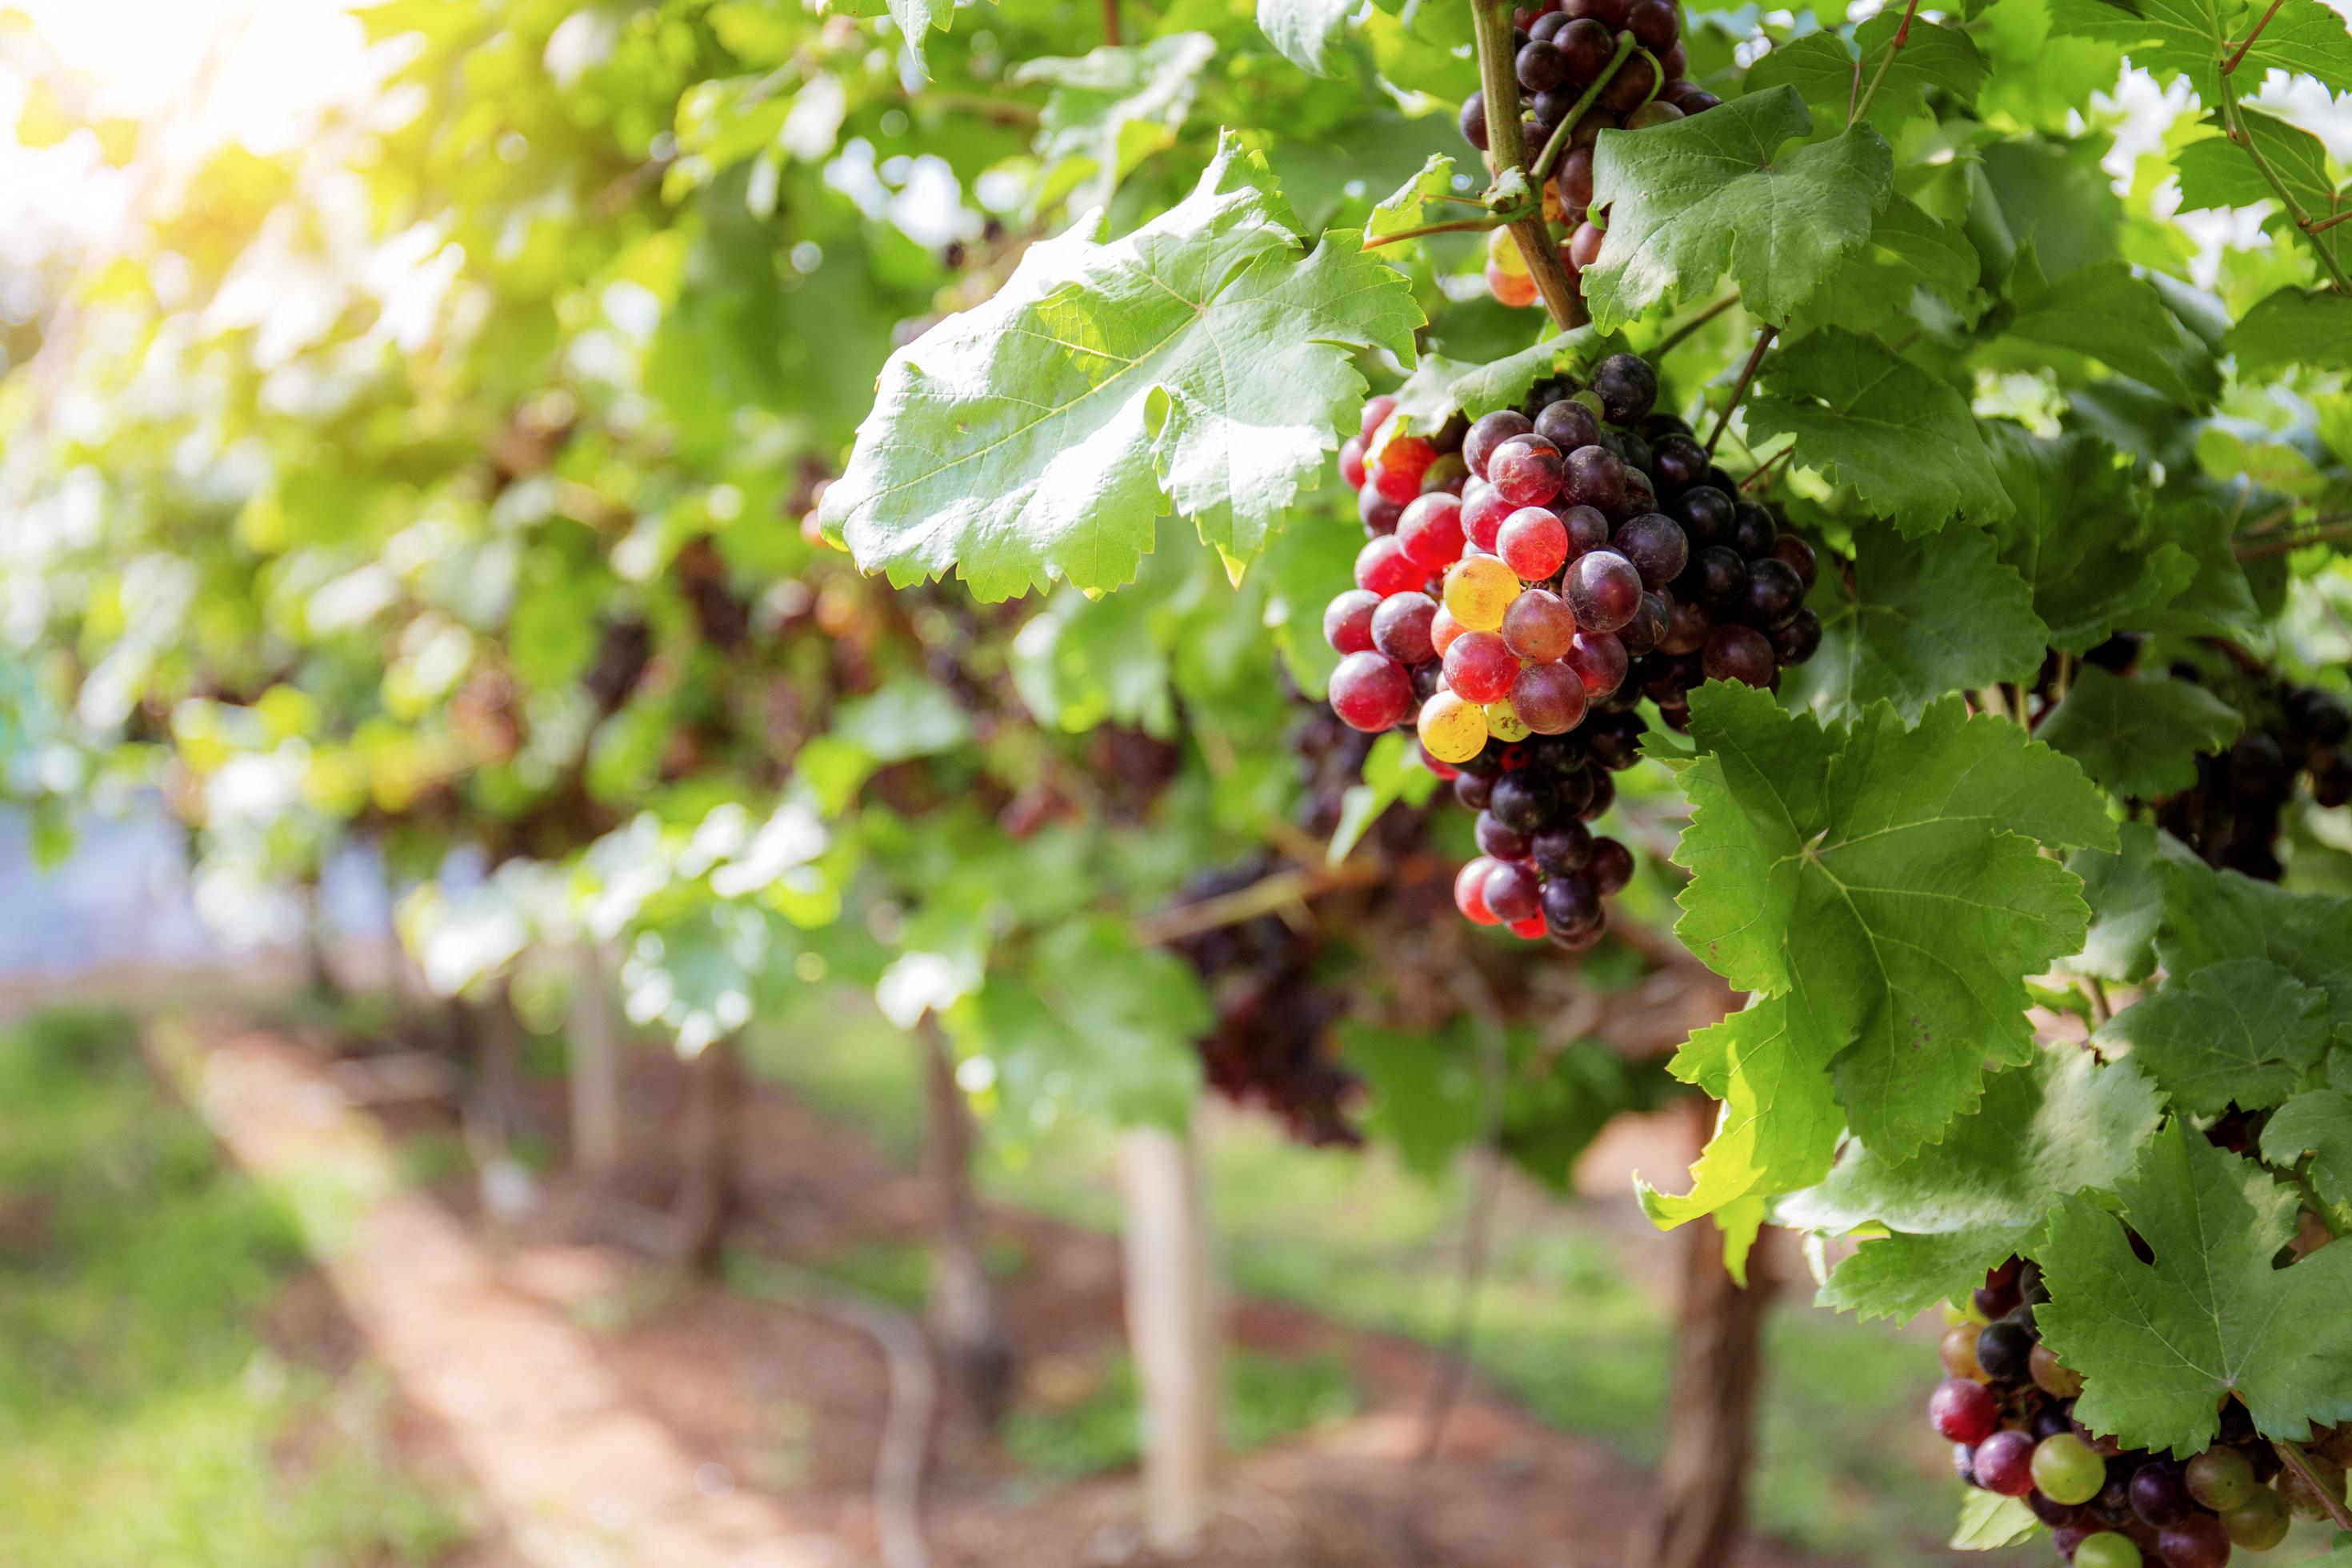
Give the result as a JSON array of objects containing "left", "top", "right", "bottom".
[
  {"left": 1362, "top": 206, "right": 1534, "bottom": 250},
  {"left": 1649, "top": 294, "right": 1738, "bottom": 358},
  {"left": 2275, "top": 1438, "right": 2352, "bottom": 1532},
  {"left": 1472, "top": 0, "right": 1589, "bottom": 330},
  {"left": 2306, "top": 206, "right": 2352, "bottom": 236},
  {"left": 1740, "top": 442, "right": 1798, "bottom": 492},
  {"left": 1706, "top": 326, "right": 1777, "bottom": 458},
  {"left": 1131, "top": 861, "right": 1386, "bottom": 946},
  {"left": 1849, "top": 0, "right": 1922, "bottom": 126},
  {"left": 1102, "top": 0, "right": 1122, "bottom": 46},
  {"left": 1417, "top": 958, "right": 1509, "bottom": 1462},
  {"left": 2234, "top": 517, "right": 2352, "bottom": 558},
  {"left": 1530, "top": 32, "right": 1637, "bottom": 184},
  {"left": 2224, "top": 94, "right": 2352, "bottom": 293},
  {"left": 2220, "top": 0, "right": 2284, "bottom": 74}
]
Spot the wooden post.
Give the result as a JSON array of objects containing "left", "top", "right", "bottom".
[
  {"left": 669, "top": 1034, "right": 738, "bottom": 1270},
  {"left": 921, "top": 1018, "right": 1013, "bottom": 1428},
  {"left": 1118, "top": 1122, "right": 1222, "bottom": 1552},
  {"left": 299, "top": 872, "right": 339, "bottom": 1001},
  {"left": 568, "top": 942, "right": 624, "bottom": 1178},
  {"left": 1636, "top": 1096, "right": 1783, "bottom": 1568}
]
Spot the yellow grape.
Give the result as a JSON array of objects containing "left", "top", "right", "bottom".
[
  {"left": 1486, "top": 227, "right": 1530, "bottom": 278},
  {"left": 1444, "top": 554, "right": 1522, "bottom": 632},
  {"left": 1486, "top": 699, "right": 1530, "bottom": 742},
  {"left": 1418, "top": 690, "right": 1488, "bottom": 764}
]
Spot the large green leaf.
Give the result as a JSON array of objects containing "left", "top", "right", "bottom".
[
  {"left": 2034, "top": 666, "right": 2242, "bottom": 798},
  {"left": 2038, "top": 1124, "right": 2352, "bottom": 1454},
  {"left": 820, "top": 135, "right": 1423, "bottom": 600},
  {"left": 1781, "top": 1045, "right": 2165, "bottom": 1321},
  {"left": 1785, "top": 518, "right": 2045, "bottom": 723},
  {"left": 2157, "top": 861, "right": 2352, "bottom": 1035},
  {"left": 1014, "top": 34, "right": 1218, "bottom": 213},
  {"left": 2228, "top": 288, "right": 2352, "bottom": 376},
  {"left": 2003, "top": 259, "right": 2218, "bottom": 408},
  {"left": 1388, "top": 328, "right": 1606, "bottom": 432},
  {"left": 1258, "top": 0, "right": 1358, "bottom": 74},
  {"left": 1795, "top": 195, "right": 1985, "bottom": 334},
  {"left": 1747, "top": 328, "right": 2010, "bottom": 535},
  {"left": 1582, "top": 87, "right": 1892, "bottom": 330},
  {"left": 2262, "top": 1081, "right": 2352, "bottom": 1230},
  {"left": 2092, "top": 957, "right": 2333, "bottom": 1115},
  {"left": 1672, "top": 686, "right": 2112, "bottom": 1163},
  {"left": 1746, "top": 12, "right": 1988, "bottom": 132},
  {"left": 1986, "top": 424, "right": 2195, "bottom": 651}
]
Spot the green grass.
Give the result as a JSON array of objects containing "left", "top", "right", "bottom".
[
  {"left": 1002, "top": 1349, "right": 1361, "bottom": 1482},
  {"left": 747, "top": 985, "right": 2037, "bottom": 1566},
  {"left": 0, "top": 1006, "right": 470, "bottom": 1567}
]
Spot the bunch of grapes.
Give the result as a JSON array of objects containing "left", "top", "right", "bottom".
[
  {"left": 1324, "top": 350, "right": 1825, "bottom": 948},
  {"left": 1931, "top": 1257, "right": 2351, "bottom": 1566},
  {"left": 1462, "top": 0, "right": 1719, "bottom": 310},
  {"left": 2151, "top": 656, "right": 2350, "bottom": 882},
  {"left": 1166, "top": 859, "right": 1360, "bottom": 1146}
]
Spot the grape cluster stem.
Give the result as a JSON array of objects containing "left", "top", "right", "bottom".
[
  {"left": 1706, "top": 326, "right": 1778, "bottom": 458},
  {"left": 1129, "top": 858, "right": 1388, "bottom": 946},
  {"left": 2275, "top": 1437, "right": 2352, "bottom": 1530},
  {"left": 1530, "top": 33, "right": 1638, "bottom": 185},
  {"left": 1471, "top": 0, "right": 1590, "bottom": 330}
]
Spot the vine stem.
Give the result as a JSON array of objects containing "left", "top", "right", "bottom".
[
  {"left": 2219, "top": 0, "right": 2284, "bottom": 74},
  {"left": 1530, "top": 33, "right": 1637, "bottom": 184},
  {"left": 2274, "top": 1438, "right": 2352, "bottom": 1531},
  {"left": 1849, "top": 0, "right": 1922, "bottom": 126},
  {"left": 1649, "top": 294, "right": 1738, "bottom": 358},
  {"left": 2224, "top": 92, "right": 2352, "bottom": 293},
  {"left": 1472, "top": 0, "right": 1588, "bottom": 330},
  {"left": 1130, "top": 860, "right": 1386, "bottom": 946},
  {"left": 1741, "top": 442, "right": 1797, "bottom": 491},
  {"left": 2307, "top": 207, "right": 2352, "bottom": 235},
  {"left": 1362, "top": 206, "right": 1534, "bottom": 250},
  {"left": 1102, "top": 0, "right": 1121, "bottom": 46},
  {"left": 2234, "top": 516, "right": 2352, "bottom": 558},
  {"left": 1706, "top": 326, "right": 1777, "bottom": 458}
]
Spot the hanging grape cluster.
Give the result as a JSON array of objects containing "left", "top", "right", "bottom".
[
  {"left": 2154, "top": 658, "right": 2351, "bottom": 882},
  {"left": 1325, "top": 350, "right": 1824, "bottom": 949},
  {"left": 1463, "top": 0, "right": 1718, "bottom": 311},
  {"left": 1931, "top": 1255, "right": 2351, "bottom": 1567}
]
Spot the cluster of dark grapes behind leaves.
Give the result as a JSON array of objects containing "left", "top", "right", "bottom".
[
  {"left": 1325, "top": 350, "right": 1824, "bottom": 949},
  {"left": 2153, "top": 658, "right": 2350, "bottom": 882},
  {"left": 1464, "top": 0, "right": 1719, "bottom": 310},
  {"left": 1932, "top": 1255, "right": 2352, "bottom": 1566}
]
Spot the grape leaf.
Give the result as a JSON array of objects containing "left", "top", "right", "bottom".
[
  {"left": 1638, "top": 992, "right": 1843, "bottom": 1241},
  {"left": 1326, "top": 729, "right": 1439, "bottom": 863},
  {"left": 1366, "top": 153, "right": 1458, "bottom": 242},
  {"left": 1785, "top": 518, "right": 2044, "bottom": 723},
  {"left": 1986, "top": 424, "right": 2196, "bottom": 651},
  {"left": 1674, "top": 686, "right": 2113, "bottom": 1161},
  {"left": 1980, "top": 135, "right": 2126, "bottom": 281},
  {"left": 2003, "top": 259, "right": 2218, "bottom": 409},
  {"left": 1747, "top": 328, "right": 2010, "bottom": 536},
  {"left": 1952, "top": 1490, "right": 2040, "bottom": 1550},
  {"left": 2228, "top": 288, "right": 2352, "bottom": 376},
  {"left": 1388, "top": 327, "right": 1605, "bottom": 432},
  {"left": 2158, "top": 860, "right": 2352, "bottom": 1034},
  {"left": 2037, "top": 1123, "right": 2352, "bottom": 1454},
  {"left": 2064, "top": 822, "right": 2174, "bottom": 985},
  {"left": 820, "top": 134, "right": 1423, "bottom": 600},
  {"left": 1781, "top": 1045, "right": 2164, "bottom": 1320},
  {"left": 2262, "top": 1088, "right": 2352, "bottom": 1230},
  {"left": 1014, "top": 34, "right": 1218, "bottom": 214},
  {"left": 2093, "top": 958, "right": 2333, "bottom": 1114},
  {"left": 1794, "top": 194, "right": 1985, "bottom": 335},
  {"left": 1746, "top": 13, "right": 1988, "bottom": 132},
  {"left": 2041, "top": 0, "right": 2234, "bottom": 96},
  {"left": 2240, "top": 0, "right": 2352, "bottom": 87},
  {"left": 2034, "top": 666, "right": 2243, "bottom": 798},
  {"left": 1582, "top": 87, "right": 1892, "bottom": 330},
  {"left": 1258, "top": 0, "right": 1358, "bottom": 75}
]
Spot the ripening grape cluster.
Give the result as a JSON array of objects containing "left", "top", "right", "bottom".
[
  {"left": 1325, "top": 350, "right": 1825, "bottom": 947},
  {"left": 1462, "top": 0, "right": 1718, "bottom": 310},
  {"left": 2156, "top": 657, "right": 2350, "bottom": 883},
  {"left": 1932, "top": 1256, "right": 2352, "bottom": 1566}
]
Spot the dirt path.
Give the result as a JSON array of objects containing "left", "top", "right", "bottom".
[{"left": 158, "top": 1014, "right": 1829, "bottom": 1568}]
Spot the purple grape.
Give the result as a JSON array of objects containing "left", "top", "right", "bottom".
[
  {"left": 1702, "top": 626, "right": 1774, "bottom": 686},
  {"left": 1618, "top": 590, "right": 1669, "bottom": 656},
  {"left": 1566, "top": 550, "right": 1643, "bottom": 633},
  {"left": 1614, "top": 513, "right": 1690, "bottom": 590},
  {"left": 1649, "top": 434, "right": 1708, "bottom": 495},
  {"left": 1459, "top": 91, "right": 1489, "bottom": 151},
  {"left": 1561, "top": 444, "right": 1624, "bottom": 512},
  {"left": 1738, "top": 557, "right": 1806, "bottom": 629},
  {"left": 1532, "top": 822, "right": 1593, "bottom": 874},
  {"left": 1732, "top": 502, "right": 1778, "bottom": 558},
  {"left": 1475, "top": 811, "right": 1532, "bottom": 862},
  {"left": 1670, "top": 484, "right": 1736, "bottom": 547},
  {"left": 1558, "top": 502, "right": 1611, "bottom": 558},
  {"left": 1534, "top": 398, "right": 1600, "bottom": 454},
  {"left": 1371, "top": 591, "right": 1440, "bottom": 664},
  {"left": 1586, "top": 836, "right": 1634, "bottom": 894},
  {"left": 1464, "top": 410, "right": 1534, "bottom": 480},
  {"left": 1684, "top": 545, "right": 1747, "bottom": 608},
  {"left": 1542, "top": 873, "right": 1602, "bottom": 936},
  {"left": 1590, "top": 354, "right": 1658, "bottom": 425}
]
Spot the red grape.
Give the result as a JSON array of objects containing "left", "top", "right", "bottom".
[
  {"left": 1563, "top": 630, "right": 1628, "bottom": 698},
  {"left": 1930, "top": 1377, "right": 1999, "bottom": 1445},
  {"left": 1975, "top": 1431, "right": 2038, "bottom": 1498},
  {"left": 1359, "top": 394, "right": 1397, "bottom": 443},
  {"left": 1372, "top": 592, "right": 1440, "bottom": 665},
  {"left": 1398, "top": 493, "right": 1466, "bottom": 571},
  {"left": 1339, "top": 437, "right": 1367, "bottom": 490},
  {"left": 1511, "top": 661, "right": 1589, "bottom": 734},
  {"left": 1370, "top": 434, "right": 1435, "bottom": 504},
  {"left": 1464, "top": 410, "right": 1534, "bottom": 479},
  {"left": 1454, "top": 857, "right": 1502, "bottom": 925},
  {"left": 2155, "top": 1514, "right": 2229, "bottom": 1568},
  {"left": 1463, "top": 482, "right": 1514, "bottom": 552},
  {"left": 1355, "top": 534, "right": 1424, "bottom": 597},
  {"left": 1502, "top": 587, "right": 1577, "bottom": 662},
  {"left": 1482, "top": 860, "right": 1542, "bottom": 923},
  {"left": 1568, "top": 220, "right": 1605, "bottom": 270},
  {"left": 1498, "top": 506, "right": 1570, "bottom": 581},
  {"left": 1507, "top": 912, "right": 1550, "bottom": 940},
  {"left": 1702, "top": 625, "right": 1774, "bottom": 686},
  {"left": 1489, "top": 434, "right": 1565, "bottom": 507},
  {"left": 1323, "top": 589, "right": 1379, "bottom": 654},
  {"left": 1444, "top": 630, "right": 1520, "bottom": 704},
  {"left": 1558, "top": 502, "right": 1611, "bottom": 558},
  {"left": 1553, "top": 147, "right": 1596, "bottom": 214},
  {"left": 1566, "top": 550, "right": 1643, "bottom": 633},
  {"left": 1430, "top": 603, "right": 1465, "bottom": 657},
  {"left": 1330, "top": 651, "right": 1413, "bottom": 731}
]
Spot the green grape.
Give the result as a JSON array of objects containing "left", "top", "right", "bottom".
[
  {"left": 2184, "top": 1447, "right": 2257, "bottom": 1512},
  {"left": 2031, "top": 1434, "right": 2106, "bottom": 1506},
  {"left": 2222, "top": 1485, "right": 2291, "bottom": 1550},
  {"left": 2074, "top": 1531, "right": 2142, "bottom": 1568}
]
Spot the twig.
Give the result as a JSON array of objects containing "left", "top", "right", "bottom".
[
  {"left": 1102, "top": 0, "right": 1122, "bottom": 46},
  {"left": 2307, "top": 207, "right": 2352, "bottom": 235},
  {"left": 2224, "top": 94, "right": 2352, "bottom": 292},
  {"left": 1131, "top": 861, "right": 1386, "bottom": 946},
  {"left": 1418, "top": 959, "right": 1510, "bottom": 1462},
  {"left": 1706, "top": 326, "right": 1778, "bottom": 458},
  {"left": 2082, "top": 975, "right": 2110, "bottom": 1027},
  {"left": 2234, "top": 518, "right": 2352, "bottom": 558},
  {"left": 2275, "top": 1438, "right": 2352, "bottom": 1532},
  {"left": 1649, "top": 294, "right": 1738, "bottom": 358},
  {"left": 1530, "top": 32, "right": 1638, "bottom": 184},
  {"left": 1472, "top": 0, "right": 1588, "bottom": 330},
  {"left": 1363, "top": 207, "right": 1534, "bottom": 250},
  {"left": 1741, "top": 442, "right": 1798, "bottom": 492},
  {"left": 1850, "top": 0, "right": 1922, "bottom": 126},
  {"left": 2220, "top": 0, "right": 2285, "bottom": 74}
]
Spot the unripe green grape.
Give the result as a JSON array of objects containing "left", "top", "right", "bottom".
[
  {"left": 2222, "top": 1485, "right": 2290, "bottom": 1550},
  {"left": 2031, "top": 1434, "right": 2106, "bottom": 1506},
  {"left": 2029, "top": 1341, "right": 2083, "bottom": 1398},
  {"left": 2073, "top": 1531, "right": 2142, "bottom": 1568},
  {"left": 2184, "top": 1446, "right": 2257, "bottom": 1512}
]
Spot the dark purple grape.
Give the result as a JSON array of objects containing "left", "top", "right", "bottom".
[
  {"left": 1489, "top": 770, "right": 1562, "bottom": 834},
  {"left": 1619, "top": 590, "right": 1669, "bottom": 655},
  {"left": 1659, "top": 39, "right": 1687, "bottom": 76},
  {"left": 1532, "top": 822, "right": 1594, "bottom": 874},
  {"left": 1614, "top": 513, "right": 1690, "bottom": 590},
  {"left": 1482, "top": 861, "right": 1542, "bottom": 923},
  {"left": 1465, "top": 410, "right": 1534, "bottom": 481},
  {"left": 1561, "top": 444, "right": 1624, "bottom": 512},
  {"left": 1565, "top": 0, "right": 1627, "bottom": 22},
  {"left": 1554, "top": 148, "right": 1596, "bottom": 215},
  {"left": 1659, "top": 597, "right": 1710, "bottom": 655},
  {"left": 1529, "top": 10, "right": 1571, "bottom": 40},
  {"left": 1372, "top": 592, "right": 1441, "bottom": 664},
  {"left": 1518, "top": 38, "right": 1571, "bottom": 92},
  {"left": 1567, "top": 550, "right": 1644, "bottom": 632},
  {"left": 1976, "top": 1319, "right": 2034, "bottom": 1382},
  {"left": 1682, "top": 545, "right": 1746, "bottom": 608},
  {"left": 1731, "top": 501, "right": 1778, "bottom": 558},
  {"left": 2156, "top": 1513, "right": 2229, "bottom": 1568},
  {"left": 1360, "top": 486, "right": 1403, "bottom": 534},
  {"left": 1592, "top": 354, "right": 1658, "bottom": 426},
  {"left": 1454, "top": 773, "right": 1494, "bottom": 811},
  {"left": 1601, "top": 52, "right": 1658, "bottom": 112},
  {"left": 1422, "top": 453, "right": 1470, "bottom": 495},
  {"left": 1476, "top": 811, "right": 1533, "bottom": 862},
  {"left": 1649, "top": 434, "right": 1708, "bottom": 495},
  {"left": 1615, "top": 431, "right": 1655, "bottom": 481},
  {"left": 1557, "top": 15, "right": 1615, "bottom": 78},
  {"left": 2027, "top": 1491, "right": 2082, "bottom": 1528},
  {"left": 1459, "top": 91, "right": 1490, "bottom": 151},
  {"left": 1676, "top": 89, "right": 1722, "bottom": 114},
  {"left": 1738, "top": 557, "right": 1806, "bottom": 630},
  {"left": 1614, "top": 465, "right": 1658, "bottom": 525},
  {"left": 1702, "top": 626, "right": 1774, "bottom": 686},
  {"left": 2030, "top": 1404, "right": 2075, "bottom": 1442},
  {"left": 1586, "top": 836, "right": 1634, "bottom": 894},
  {"left": 1770, "top": 609, "right": 1821, "bottom": 666},
  {"left": 1670, "top": 484, "right": 1735, "bottom": 546},
  {"left": 1583, "top": 717, "right": 1643, "bottom": 771},
  {"left": 1412, "top": 661, "right": 1443, "bottom": 700},
  {"left": 1558, "top": 502, "right": 1611, "bottom": 558},
  {"left": 1975, "top": 1431, "right": 2038, "bottom": 1498},
  {"left": 1627, "top": 0, "right": 1678, "bottom": 50},
  {"left": 1542, "top": 873, "right": 1602, "bottom": 936},
  {"left": 1534, "top": 397, "right": 1600, "bottom": 454},
  {"left": 1769, "top": 533, "right": 1817, "bottom": 589},
  {"left": 1954, "top": 1445, "right": 1980, "bottom": 1488},
  {"left": 1581, "top": 767, "right": 1616, "bottom": 820},
  {"left": 1553, "top": 762, "right": 1598, "bottom": 817},
  {"left": 2129, "top": 1459, "right": 2190, "bottom": 1527},
  {"left": 1566, "top": 220, "right": 1606, "bottom": 270}
]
